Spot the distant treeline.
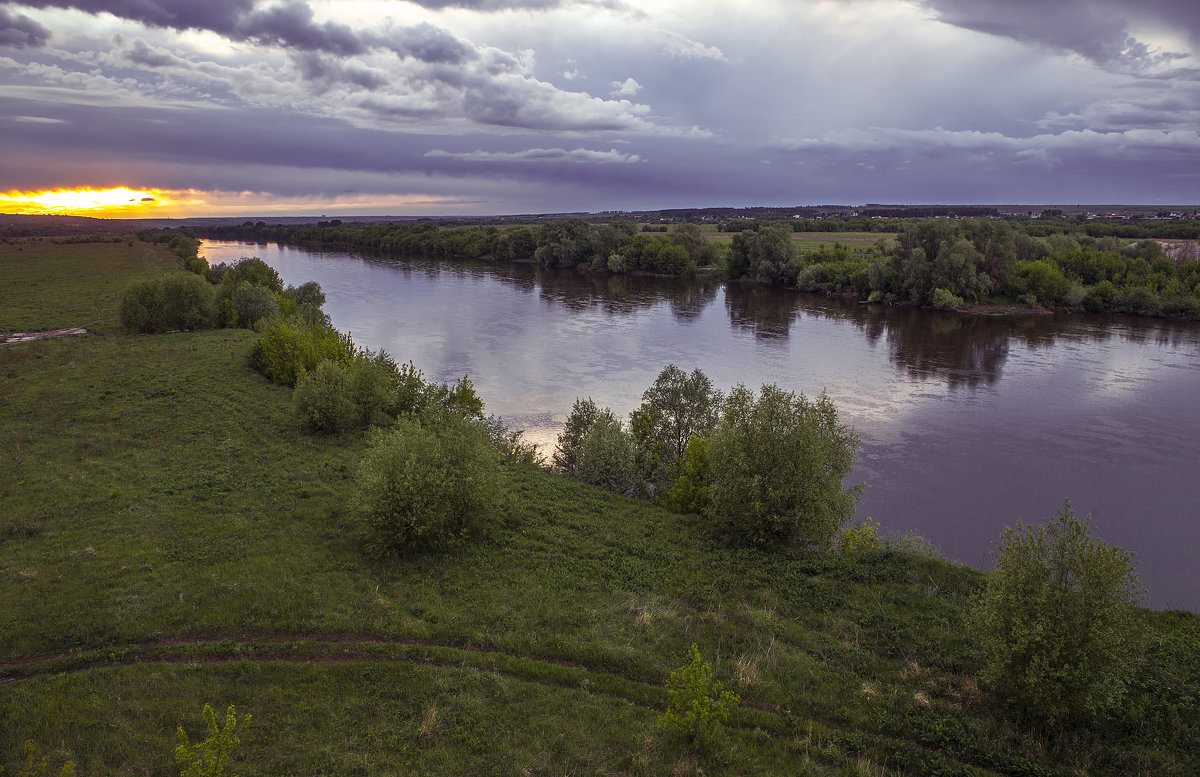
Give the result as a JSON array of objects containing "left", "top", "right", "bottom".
[
  {"left": 195, "top": 216, "right": 1200, "bottom": 319},
  {"left": 199, "top": 219, "right": 726, "bottom": 275}
]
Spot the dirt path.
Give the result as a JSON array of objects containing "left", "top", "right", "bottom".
[{"left": 0, "top": 633, "right": 1006, "bottom": 775}]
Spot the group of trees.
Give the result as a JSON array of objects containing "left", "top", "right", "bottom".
[
  {"left": 774, "top": 219, "right": 1200, "bottom": 318},
  {"left": 554, "top": 365, "right": 864, "bottom": 549},
  {"left": 119, "top": 232, "right": 329, "bottom": 334},
  {"left": 551, "top": 367, "right": 1145, "bottom": 728},
  {"left": 199, "top": 216, "right": 1200, "bottom": 318},
  {"left": 201, "top": 220, "right": 725, "bottom": 277}
]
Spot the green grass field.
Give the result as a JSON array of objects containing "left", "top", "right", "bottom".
[{"left": 1, "top": 240, "right": 1196, "bottom": 776}]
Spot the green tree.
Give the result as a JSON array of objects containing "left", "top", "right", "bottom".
[
  {"left": 351, "top": 411, "right": 501, "bottom": 555},
  {"left": 553, "top": 398, "right": 613, "bottom": 476},
  {"left": 970, "top": 501, "right": 1143, "bottom": 723},
  {"left": 230, "top": 282, "right": 279, "bottom": 328},
  {"left": 576, "top": 413, "right": 643, "bottom": 497},
  {"left": 707, "top": 384, "right": 862, "bottom": 548},
  {"left": 659, "top": 643, "right": 739, "bottom": 750},
  {"left": 293, "top": 359, "right": 355, "bottom": 433},
  {"left": 629, "top": 365, "right": 722, "bottom": 489}
]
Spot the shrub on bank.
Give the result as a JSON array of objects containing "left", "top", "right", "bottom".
[
  {"left": 252, "top": 318, "right": 352, "bottom": 386},
  {"left": 351, "top": 410, "right": 501, "bottom": 555},
  {"left": 293, "top": 359, "right": 356, "bottom": 433},
  {"left": 119, "top": 274, "right": 215, "bottom": 333},
  {"left": 971, "top": 501, "right": 1143, "bottom": 724},
  {"left": 707, "top": 384, "right": 862, "bottom": 548},
  {"left": 230, "top": 282, "right": 279, "bottom": 328}
]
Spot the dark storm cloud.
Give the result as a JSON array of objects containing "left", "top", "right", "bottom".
[
  {"left": 7, "top": 0, "right": 366, "bottom": 53},
  {"left": 918, "top": 0, "right": 1200, "bottom": 68},
  {"left": 235, "top": 2, "right": 363, "bottom": 55},
  {"left": 291, "top": 51, "right": 388, "bottom": 90},
  {"left": 9, "top": 0, "right": 258, "bottom": 34},
  {"left": 0, "top": 6, "right": 50, "bottom": 47},
  {"left": 371, "top": 22, "right": 473, "bottom": 65}
]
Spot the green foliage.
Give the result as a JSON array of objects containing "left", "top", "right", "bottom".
[
  {"left": 728, "top": 222, "right": 799, "bottom": 283},
  {"left": 351, "top": 410, "right": 501, "bottom": 555},
  {"left": 175, "top": 704, "right": 250, "bottom": 777},
  {"left": 0, "top": 741, "right": 74, "bottom": 777},
  {"left": 478, "top": 415, "right": 543, "bottom": 465},
  {"left": 252, "top": 318, "right": 352, "bottom": 386},
  {"left": 663, "top": 435, "right": 710, "bottom": 514},
  {"left": 346, "top": 349, "right": 402, "bottom": 426},
  {"left": 575, "top": 413, "right": 643, "bottom": 497},
  {"left": 708, "top": 384, "right": 862, "bottom": 548},
  {"left": 119, "top": 273, "right": 215, "bottom": 333},
  {"left": 659, "top": 643, "right": 739, "bottom": 750},
  {"left": 629, "top": 365, "right": 722, "bottom": 489},
  {"left": 293, "top": 359, "right": 356, "bottom": 433},
  {"left": 970, "top": 501, "right": 1143, "bottom": 724},
  {"left": 838, "top": 517, "right": 883, "bottom": 553},
  {"left": 205, "top": 257, "right": 282, "bottom": 292},
  {"left": 230, "top": 282, "right": 279, "bottom": 328},
  {"left": 553, "top": 397, "right": 610, "bottom": 476},
  {"left": 930, "top": 287, "right": 965, "bottom": 310},
  {"left": 282, "top": 280, "right": 326, "bottom": 309}
]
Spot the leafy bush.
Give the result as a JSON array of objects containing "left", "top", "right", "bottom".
[
  {"left": 346, "top": 349, "right": 402, "bottom": 426},
  {"left": 659, "top": 643, "right": 739, "bottom": 750},
  {"left": 576, "top": 413, "right": 643, "bottom": 497},
  {"left": 838, "top": 517, "right": 883, "bottom": 553},
  {"left": 970, "top": 501, "right": 1143, "bottom": 723},
  {"left": 175, "top": 704, "right": 250, "bottom": 777},
  {"left": 283, "top": 280, "right": 325, "bottom": 308},
  {"left": 479, "top": 415, "right": 542, "bottom": 465},
  {"left": 230, "top": 282, "right": 279, "bottom": 328},
  {"left": 119, "top": 274, "right": 215, "bottom": 333},
  {"left": 252, "top": 318, "right": 352, "bottom": 386},
  {"left": 553, "top": 397, "right": 612, "bottom": 476},
  {"left": 708, "top": 384, "right": 862, "bottom": 548},
  {"left": 205, "top": 257, "right": 282, "bottom": 292},
  {"left": 293, "top": 359, "right": 355, "bottom": 433},
  {"left": 629, "top": 365, "right": 722, "bottom": 490},
  {"left": 663, "top": 435, "right": 711, "bottom": 514},
  {"left": 351, "top": 411, "right": 501, "bottom": 555},
  {"left": 931, "top": 287, "right": 965, "bottom": 310}
]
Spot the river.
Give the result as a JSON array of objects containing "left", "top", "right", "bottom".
[{"left": 202, "top": 240, "right": 1200, "bottom": 612}]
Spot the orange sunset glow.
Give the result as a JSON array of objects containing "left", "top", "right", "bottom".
[{"left": 0, "top": 187, "right": 178, "bottom": 217}]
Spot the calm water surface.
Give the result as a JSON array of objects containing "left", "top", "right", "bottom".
[{"left": 204, "top": 240, "right": 1200, "bottom": 611}]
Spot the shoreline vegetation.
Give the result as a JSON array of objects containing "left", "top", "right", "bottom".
[
  {"left": 196, "top": 214, "right": 1200, "bottom": 321},
  {"left": 1, "top": 235, "right": 1198, "bottom": 774}
]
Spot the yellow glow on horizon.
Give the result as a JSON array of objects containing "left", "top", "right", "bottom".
[
  {"left": 0, "top": 187, "right": 175, "bottom": 217},
  {"left": 2, "top": 187, "right": 484, "bottom": 218}
]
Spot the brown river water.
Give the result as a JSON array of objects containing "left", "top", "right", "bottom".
[{"left": 203, "top": 240, "right": 1200, "bottom": 611}]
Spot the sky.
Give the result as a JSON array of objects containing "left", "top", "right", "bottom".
[{"left": 0, "top": 0, "right": 1198, "bottom": 216}]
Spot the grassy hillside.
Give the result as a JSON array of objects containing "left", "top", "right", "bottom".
[{"left": 1, "top": 240, "right": 1196, "bottom": 776}]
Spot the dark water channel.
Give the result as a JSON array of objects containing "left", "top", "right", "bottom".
[{"left": 203, "top": 240, "right": 1200, "bottom": 612}]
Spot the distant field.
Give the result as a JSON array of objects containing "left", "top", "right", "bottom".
[
  {"left": 702, "top": 231, "right": 892, "bottom": 246},
  {"left": 0, "top": 237, "right": 175, "bottom": 333}
]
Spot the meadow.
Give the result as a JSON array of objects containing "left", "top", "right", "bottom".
[{"left": 1, "top": 240, "right": 1196, "bottom": 776}]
